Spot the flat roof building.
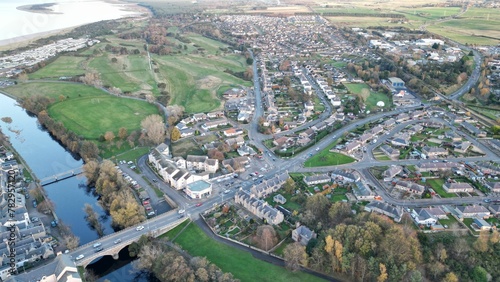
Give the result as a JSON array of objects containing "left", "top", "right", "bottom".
[{"left": 185, "top": 180, "right": 212, "bottom": 199}]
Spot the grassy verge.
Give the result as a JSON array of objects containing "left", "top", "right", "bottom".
[
  {"left": 171, "top": 223, "right": 327, "bottom": 282},
  {"left": 304, "top": 151, "right": 355, "bottom": 167},
  {"left": 114, "top": 147, "right": 150, "bottom": 163}
]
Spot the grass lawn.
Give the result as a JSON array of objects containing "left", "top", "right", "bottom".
[
  {"left": 438, "top": 215, "right": 459, "bottom": 227},
  {"left": 304, "top": 151, "right": 355, "bottom": 167},
  {"left": 48, "top": 95, "right": 159, "bottom": 139},
  {"left": 426, "top": 178, "right": 456, "bottom": 198},
  {"left": 4, "top": 81, "right": 104, "bottom": 100},
  {"left": 88, "top": 55, "right": 146, "bottom": 93},
  {"left": 343, "top": 83, "right": 391, "bottom": 111},
  {"left": 171, "top": 223, "right": 326, "bottom": 282},
  {"left": 171, "top": 138, "right": 204, "bottom": 158},
  {"left": 29, "top": 56, "right": 86, "bottom": 79},
  {"left": 330, "top": 194, "right": 348, "bottom": 202},
  {"left": 115, "top": 147, "right": 150, "bottom": 163}
]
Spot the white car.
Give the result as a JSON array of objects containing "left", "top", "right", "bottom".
[
  {"left": 114, "top": 239, "right": 122, "bottom": 244},
  {"left": 75, "top": 254, "right": 85, "bottom": 261},
  {"left": 136, "top": 225, "right": 145, "bottom": 231},
  {"left": 224, "top": 189, "right": 230, "bottom": 194},
  {"left": 178, "top": 209, "right": 185, "bottom": 214}
]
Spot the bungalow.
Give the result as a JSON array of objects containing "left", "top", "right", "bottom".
[
  {"left": 421, "top": 146, "right": 448, "bottom": 158},
  {"left": 365, "top": 201, "right": 403, "bottom": 222},
  {"left": 485, "top": 182, "right": 500, "bottom": 193},
  {"left": 383, "top": 118, "right": 396, "bottom": 128},
  {"left": 299, "top": 128, "right": 315, "bottom": 139},
  {"left": 237, "top": 145, "right": 256, "bottom": 156},
  {"left": 383, "top": 165, "right": 402, "bottom": 182},
  {"left": 455, "top": 205, "right": 490, "bottom": 219},
  {"left": 304, "top": 101, "right": 314, "bottom": 111},
  {"left": 371, "top": 126, "right": 384, "bottom": 135},
  {"left": 445, "top": 130, "right": 461, "bottom": 141},
  {"left": 453, "top": 141, "right": 471, "bottom": 154},
  {"left": 460, "top": 121, "right": 486, "bottom": 137},
  {"left": 417, "top": 162, "right": 459, "bottom": 172},
  {"left": 391, "top": 137, "right": 410, "bottom": 147},
  {"left": 226, "top": 136, "right": 245, "bottom": 147},
  {"left": 380, "top": 145, "right": 400, "bottom": 159},
  {"left": 411, "top": 208, "right": 438, "bottom": 226},
  {"left": 396, "top": 113, "right": 409, "bottom": 123},
  {"left": 207, "top": 111, "right": 225, "bottom": 119},
  {"left": 180, "top": 128, "right": 195, "bottom": 138},
  {"left": 223, "top": 128, "right": 244, "bottom": 137},
  {"left": 303, "top": 174, "right": 330, "bottom": 186},
  {"left": 192, "top": 113, "right": 207, "bottom": 121},
  {"left": 201, "top": 119, "right": 229, "bottom": 130},
  {"left": 443, "top": 182, "right": 474, "bottom": 193},
  {"left": 471, "top": 218, "right": 492, "bottom": 231},
  {"left": 394, "top": 181, "right": 425, "bottom": 195},
  {"left": 359, "top": 133, "right": 374, "bottom": 144},
  {"left": 292, "top": 225, "right": 317, "bottom": 246}
]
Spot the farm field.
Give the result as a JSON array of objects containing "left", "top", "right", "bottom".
[
  {"left": 170, "top": 223, "right": 327, "bottom": 282},
  {"left": 47, "top": 95, "right": 159, "bottom": 139},
  {"left": 28, "top": 56, "right": 86, "bottom": 79}
]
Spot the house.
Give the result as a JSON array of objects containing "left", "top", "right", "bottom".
[
  {"left": 250, "top": 172, "right": 289, "bottom": 198},
  {"left": 485, "top": 182, "right": 500, "bottom": 193},
  {"left": 453, "top": 141, "right": 471, "bottom": 154},
  {"left": 365, "top": 201, "right": 403, "bottom": 222},
  {"left": 383, "top": 165, "right": 402, "bottom": 182},
  {"left": 445, "top": 130, "right": 461, "bottom": 141},
  {"left": 222, "top": 156, "right": 250, "bottom": 173},
  {"left": 155, "top": 143, "right": 170, "bottom": 157},
  {"left": 394, "top": 181, "right": 425, "bottom": 195},
  {"left": 417, "top": 162, "right": 459, "bottom": 172},
  {"left": 443, "top": 182, "right": 474, "bottom": 193},
  {"left": 299, "top": 128, "right": 315, "bottom": 139},
  {"left": 455, "top": 205, "right": 490, "bottom": 219},
  {"left": 225, "top": 136, "right": 245, "bottom": 147},
  {"left": 421, "top": 146, "right": 448, "bottom": 158},
  {"left": 223, "top": 128, "right": 244, "bottom": 137},
  {"left": 201, "top": 119, "right": 229, "bottom": 130},
  {"left": 352, "top": 181, "right": 375, "bottom": 200},
  {"left": 371, "top": 126, "right": 384, "bottom": 135},
  {"left": 411, "top": 208, "right": 438, "bottom": 226},
  {"left": 304, "top": 101, "right": 314, "bottom": 111},
  {"left": 359, "top": 133, "right": 374, "bottom": 144},
  {"left": 471, "top": 218, "right": 492, "bottom": 231},
  {"left": 292, "top": 225, "right": 317, "bottom": 246},
  {"left": 237, "top": 145, "right": 256, "bottom": 156},
  {"left": 345, "top": 141, "right": 362, "bottom": 153},
  {"left": 303, "top": 174, "right": 330, "bottom": 186},
  {"left": 391, "top": 137, "right": 410, "bottom": 147},
  {"left": 273, "top": 194, "right": 287, "bottom": 204},
  {"left": 383, "top": 118, "right": 396, "bottom": 128},
  {"left": 331, "top": 169, "right": 360, "bottom": 183},
  {"left": 185, "top": 180, "right": 212, "bottom": 199},
  {"left": 235, "top": 189, "right": 284, "bottom": 225},
  {"left": 488, "top": 205, "right": 500, "bottom": 216},
  {"left": 380, "top": 145, "right": 400, "bottom": 159},
  {"left": 461, "top": 121, "right": 486, "bottom": 137}
]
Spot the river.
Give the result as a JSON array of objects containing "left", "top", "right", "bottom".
[{"left": 0, "top": 93, "right": 152, "bottom": 280}]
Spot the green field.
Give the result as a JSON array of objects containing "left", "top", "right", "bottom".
[
  {"left": 343, "top": 83, "right": 392, "bottom": 111},
  {"left": 4, "top": 82, "right": 105, "bottom": 100},
  {"left": 170, "top": 223, "right": 327, "bottom": 282},
  {"left": 427, "top": 178, "right": 456, "bottom": 198},
  {"left": 304, "top": 151, "right": 355, "bottom": 167},
  {"left": 48, "top": 95, "right": 159, "bottom": 139},
  {"left": 29, "top": 56, "right": 86, "bottom": 79},
  {"left": 156, "top": 53, "right": 251, "bottom": 113}
]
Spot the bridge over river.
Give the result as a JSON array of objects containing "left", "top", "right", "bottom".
[{"left": 39, "top": 166, "right": 83, "bottom": 186}]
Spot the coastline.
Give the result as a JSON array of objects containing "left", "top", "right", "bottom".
[
  {"left": 16, "top": 3, "right": 61, "bottom": 15},
  {"left": 0, "top": 27, "right": 77, "bottom": 52}
]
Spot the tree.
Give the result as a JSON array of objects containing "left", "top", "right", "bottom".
[
  {"left": 110, "top": 190, "right": 146, "bottom": 228},
  {"left": 140, "top": 114, "right": 166, "bottom": 145},
  {"left": 170, "top": 127, "right": 181, "bottom": 141},
  {"left": 81, "top": 71, "right": 103, "bottom": 87},
  {"left": 472, "top": 266, "right": 488, "bottom": 282},
  {"left": 442, "top": 272, "right": 458, "bottom": 282},
  {"left": 283, "top": 177, "right": 296, "bottom": 194},
  {"left": 246, "top": 57, "right": 253, "bottom": 65},
  {"left": 84, "top": 203, "right": 104, "bottom": 237},
  {"left": 473, "top": 231, "right": 489, "bottom": 252},
  {"left": 104, "top": 131, "right": 115, "bottom": 142},
  {"left": 80, "top": 141, "right": 99, "bottom": 162},
  {"left": 283, "top": 242, "right": 308, "bottom": 272},
  {"left": 305, "top": 194, "right": 330, "bottom": 223},
  {"left": 118, "top": 127, "right": 128, "bottom": 140},
  {"left": 255, "top": 225, "right": 278, "bottom": 251},
  {"left": 378, "top": 263, "right": 388, "bottom": 282}
]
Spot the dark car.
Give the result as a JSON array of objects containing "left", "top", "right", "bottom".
[{"left": 94, "top": 247, "right": 104, "bottom": 253}]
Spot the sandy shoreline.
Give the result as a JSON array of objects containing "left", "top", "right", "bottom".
[
  {"left": 0, "top": 1, "right": 150, "bottom": 52},
  {"left": 16, "top": 3, "right": 62, "bottom": 15}
]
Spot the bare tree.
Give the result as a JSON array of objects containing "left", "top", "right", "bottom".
[
  {"left": 80, "top": 71, "right": 103, "bottom": 88},
  {"left": 255, "top": 225, "right": 278, "bottom": 251},
  {"left": 84, "top": 203, "right": 104, "bottom": 237},
  {"left": 104, "top": 131, "right": 115, "bottom": 142},
  {"left": 283, "top": 242, "right": 308, "bottom": 272},
  {"left": 140, "top": 114, "right": 166, "bottom": 145}
]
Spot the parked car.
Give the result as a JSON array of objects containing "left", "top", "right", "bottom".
[{"left": 31, "top": 217, "right": 39, "bottom": 222}]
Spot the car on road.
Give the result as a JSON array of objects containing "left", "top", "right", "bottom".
[
  {"left": 224, "top": 189, "right": 230, "bottom": 194},
  {"left": 75, "top": 254, "right": 85, "bottom": 261},
  {"left": 93, "top": 243, "right": 102, "bottom": 248},
  {"left": 484, "top": 199, "right": 492, "bottom": 203},
  {"left": 136, "top": 225, "right": 145, "bottom": 231},
  {"left": 94, "top": 247, "right": 104, "bottom": 253},
  {"left": 178, "top": 209, "right": 185, "bottom": 214},
  {"left": 114, "top": 239, "right": 121, "bottom": 244},
  {"left": 143, "top": 201, "right": 149, "bottom": 205},
  {"left": 196, "top": 203, "right": 203, "bottom": 207}
]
